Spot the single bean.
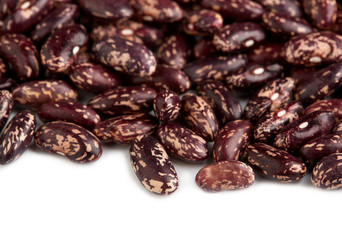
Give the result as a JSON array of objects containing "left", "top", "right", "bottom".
[{"left": 153, "top": 90, "right": 181, "bottom": 122}]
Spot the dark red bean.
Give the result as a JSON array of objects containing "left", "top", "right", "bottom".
[
  {"left": 93, "top": 113, "right": 158, "bottom": 144},
  {"left": 181, "top": 93, "right": 219, "bottom": 141},
  {"left": 303, "top": 0, "right": 337, "bottom": 30},
  {"left": 254, "top": 101, "right": 304, "bottom": 142},
  {"left": 0, "top": 57, "right": 6, "bottom": 79},
  {"left": 274, "top": 111, "right": 336, "bottom": 152},
  {"left": 184, "top": 54, "right": 248, "bottom": 83},
  {"left": 156, "top": 122, "right": 208, "bottom": 163},
  {"left": 289, "top": 66, "right": 318, "bottom": 84},
  {"left": 192, "top": 38, "right": 217, "bottom": 60},
  {"left": 153, "top": 90, "right": 181, "bottom": 122},
  {"left": 0, "top": 110, "right": 36, "bottom": 165},
  {"left": 31, "top": 3, "right": 80, "bottom": 42},
  {"left": 255, "top": 0, "right": 303, "bottom": 18},
  {"left": 0, "top": 77, "right": 17, "bottom": 91},
  {"left": 130, "top": 135, "right": 178, "bottom": 195},
  {"left": 90, "top": 24, "right": 120, "bottom": 43},
  {"left": 0, "top": 0, "right": 17, "bottom": 19},
  {"left": 0, "top": 34, "right": 39, "bottom": 80},
  {"left": 12, "top": 80, "right": 78, "bottom": 109},
  {"left": 0, "top": 90, "right": 13, "bottom": 131},
  {"left": 195, "top": 161, "right": 255, "bottom": 192},
  {"left": 213, "top": 22, "right": 266, "bottom": 53},
  {"left": 70, "top": 63, "right": 121, "bottom": 94},
  {"left": 245, "top": 142, "right": 306, "bottom": 182},
  {"left": 201, "top": 0, "right": 264, "bottom": 21},
  {"left": 38, "top": 101, "right": 101, "bottom": 130},
  {"left": 183, "top": 9, "right": 223, "bottom": 35},
  {"left": 35, "top": 121, "right": 102, "bottom": 163},
  {"left": 244, "top": 77, "right": 296, "bottom": 122},
  {"left": 333, "top": 120, "right": 342, "bottom": 133},
  {"left": 304, "top": 99, "right": 342, "bottom": 121},
  {"left": 93, "top": 36, "right": 157, "bottom": 77},
  {"left": 88, "top": 86, "right": 157, "bottom": 116},
  {"left": 248, "top": 43, "right": 284, "bottom": 63},
  {"left": 213, "top": 120, "right": 252, "bottom": 162},
  {"left": 197, "top": 80, "right": 242, "bottom": 125}
]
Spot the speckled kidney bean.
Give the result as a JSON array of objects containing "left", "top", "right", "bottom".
[
  {"left": 192, "top": 38, "right": 217, "bottom": 59},
  {"left": 289, "top": 66, "right": 318, "bottom": 84},
  {"left": 244, "top": 77, "right": 296, "bottom": 122},
  {"left": 245, "top": 142, "right": 306, "bottom": 182},
  {"left": 213, "top": 120, "right": 252, "bottom": 163},
  {"left": 274, "top": 111, "right": 335, "bottom": 152},
  {"left": 254, "top": 101, "right": 304, "bottom": 142},
  {"left": 93, "top": 113, "right": 158, "bottom": 144},
  {"left": 93, "top": 36, "right": 157, "bottom": 77},
  {"left": 70, "top": 63, "right": 121, "bottom": 94},
  {"left": 255, "top": 0, "right": 303, "bottom": 17},
  {"left": 156, "top": 122, "right": 208, "bottom": 163},
  {"left": 300, "top": 133, "right": 342, "bottom": 170},
  {"left": 88, "top": 86, "right": 157, "bottom": 116},
  {"left": 303, "top": 0, "right": 337, "bottom": 30},
  {"left": 3, "top": 0, "right": 54, "bottom": 33},
  {"left": 41, "top": 24, "right": 88, "bottom": 73},
  {"left": 304, "top": 99, "right": 342, "bottom": 121},
  {"left": 12, "top": 80, "right": 78, "bottom": 109},
  {"left": 183, "top": 9, "right": 223, "bottom": 35},
  {"left": 197, "top": 80, "right": 242, "bottom": 125},
  {"left": 261, "top": 12, "right": 313, "bottom": 36},
  {"left": 38, "top": 101, "right": 100, "bottom": 130},
  {"left": 90, "top": 24, "right": 121, "bottom": 42},
  {"left": 311, "top": 153, "right": 342, "bottom": 189},
  {"left": 76, "top": 0, "right": 133, "bottom": 20},
  {"left": 35, "top": 121, "right": 102, "bottom": 163},
  {"left": 181, "top": 93, "right": 219, "bottom": 141},
  {"left": 131, "top": 0, "right": 184, "bottom": 23},
  {"left": 0, "top": 58, "right": 6, "bottom": 79},
  {"left": 130, "top": 135, "right": 178, "bottom": 195},
  {"left": 0, "top": 34, "right": 39, "bottom": 80},
  {"left": 248, "top": 43, "right": 284, "bottom": 63},
  {"left": 0, "top": 90, "right": 13, "bottom": 131},
  {"left": 225, "top": 62, "right": 283, "bottom": 91},
  {"left": 196, "top": 161, "right": 255, "bottom": 192},
  {"left": 31, "top": 3, "right": 80, "bottom": 42},
  {"left": 294, "top": 61, "right": 342, "bottom": 105},
  {"left": 213, "top": 22, "right": 266, "bottom": 53},
  {"left": 184, "top": 54, "right": 248, "bottom": 83},
  {"left": 0, "top": 110, "right": 36, "bottom": 165},
  {"left": 283, "top": 31, "right": 342, "bottom": 66},
  {"left": 153, "top": 90, "right": 181, "bottom": 122},
  {"left": 157, "top": 34, "right": 190, "bottom": 69},
  {"left": 201, "top": 0, "right": 264, "bottom": 21}
]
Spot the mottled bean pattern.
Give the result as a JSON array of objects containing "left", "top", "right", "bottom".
[
  {"left": 153, "top": 90, "right": 181, "bottom": 122},
  {"left": 304, "top": 99, "right": 342, "bottom": 121}
]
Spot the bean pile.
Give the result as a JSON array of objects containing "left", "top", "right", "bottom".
[{"left": 1, "top": 0, "right": 342, "bottom": 195}]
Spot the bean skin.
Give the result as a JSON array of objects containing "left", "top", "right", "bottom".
[
  {"left": 255, "top": 0, "right": 303, "bottom": 18},
  {"left": 304, "top": 99, "right": 342, "bottom": 121},
  {"left": 195, "top": 161, "right": 255, "bottom": 192},
  {"left": 130, "top": 135, "right": 178, "bottom": 195},
  {"left": 303, "top": 0, "right": 337, "bottom": 30},
  {"left": 192, "top": 38, "right": 217, "bottom": 60},
  {"left": 248, "top": 43, "right": 284, "bottom": 63},
  {"left": 183, "top": 9, "right": 223, "bottom": 35},
  {"left": 0, "top": 90, "right": 13, "bottom": 132},
  {"left": 153, "top": 90, "right": 181, "bottom": 122}
]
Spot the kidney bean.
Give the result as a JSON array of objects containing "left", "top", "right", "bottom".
[
  {"left": 38, "top": 101, "right": 101, "bottom": 130},
  {"left": 0, "top": 90, "right": 13, "bottom": 131},
  {"left": 35, "top": 121, "right": 102, "bottom": 163},
  {"left": 181, "top": 93, "right": 219, "bottom": 141},
  {"left": 93, "top": 113, "right": 158, "bottom": 144},
  {"left": 225, "top": 62, "right": 283, "bottom": 91},
  {"left": 303, "top": 0, "right": 337, "bottom": 30},
  {"left": 245, "top": 143, "right": 306, "bottom": 182},
  {"left": 41, "top": 24, "right": 88, "bottom": 73},
  {"left": 248, "top": 43, "right": 284, "bottom": 63},
  {"left": 192, "top": 38, "right": 217, "bottom": 59},
  {"left": 0, "top": 57, "right": 6, "bottom": 79},
  {"left": 197, "top": 80, "right": 242, "bottom": 125},
  {"left": 3, "top": 0, "right": 54, "bottom": 33},
  {"left": 254, "top": 101, "right": 304, "bottom": 143},
  {"left": 294, "top": 61, "right": 342, "bottom": 105},
  {"left": 93, "top": 36, "right": 157, "bottom": 77},
  {"left": 283, "top": 31, "right": 342, "bottom": 66},
  {"left": 12, "top": 80, "right": 78, "bottom": 109},
  {"left": 0, "top": 0, "right": 17, "bottom": 19},
  {"left": 157, "top": 34, "right": 191, "bottom": 69},
  {"left": 333, "top": 120, "right": 342, "bottom": 133},
  {"left": 196, "top": 161, "right": 255, "bottom": 192},
  {"left": 244, "top": 77, "right": 296, "bottom": 122},
  {"left": 156, "top": 122, "right": 208, "bottom": 163},
  {"left": 76, "top": 0, "right": 133, "bottom": 20},
  {"left": 131, "top": 0, "right": 184, "bottom": 23},
  {"left": 255, "top": 0, "right": 303, "bottom": 18},
  {"left": 0, "top": 34, "right": 39, "bottom": 80},
  {"left": 213, "top": 120, "right": 252, "bottom": 162},
  {"left": 31, "top": 3, "right": 80, "bottom": 42},
  {"left": 70, "top": 63, "right": 121, "bottom": 94},
  {"left": 0, "top": 110, "right": 36, "bottom": 165},
  {"left": 289, "top": 67, "right": 319, "bottom": 84},
  {"left": 261, "top": 12, "right": 313, "bottom": 36},
  {"left": 153, "top": 90, "right": 181, "bottom": 122},
  {"left": 274, "top": 111, "right": 335, "bottom": 152},
  {"left": 311, "top": 153, "right": 342, "bottom": 190},
  {"left": 213, "top": 22, "right": 266, "bottom": 53},
  {"left": 130, "top": 135, "right": 178, "bottom": 195},
  {"left": 88, "top": 86, "right": 157, "bottom": 116},
  {"left": 201, "top": 0, "right": 264, "bottom": 21},
  {"left": 184, "top": 54, "right": 248, "bottom": 83},
  {"left": 183, "top": 9, "right": 223, "bottom": 35},
  {"left": 304, "top": 99, "right": 342, "bottom": 121},
  {"left": 90, "top": 24, "right": 120, "bottom": 42}
]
